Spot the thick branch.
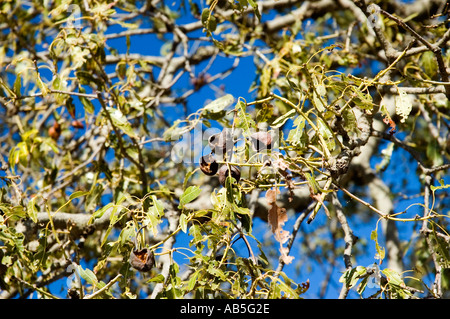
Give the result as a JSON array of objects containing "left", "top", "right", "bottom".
[{"left": 32, "top": 211, "right": 112, "bottom": 238}]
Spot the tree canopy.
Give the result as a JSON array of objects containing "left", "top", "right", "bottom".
[{"left": 0, "top": 0, "right": 449, "bottom": 299}]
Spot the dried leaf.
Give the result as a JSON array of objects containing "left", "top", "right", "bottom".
[
  {"left": 273, "top": 157, "right": 294, "bottom": 202},
  {"left": 265, "top": 188, "right": 278, "bottom": 205},
  {"left": 273, "top": 157, "right": 289, "bottom": 171},
  {"left": 280, "top": 247, "right": 294, "bottom": 265},
  {"left": 395, "top": 88, "right": 412, "bottom": 123},
  {"left": 266, "top": 189, "right": 290, "bottom": 244}
]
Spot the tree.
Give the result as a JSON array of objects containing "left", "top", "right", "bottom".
[{"left": 0, "top": 0, "right": 449, "bottom": 299}]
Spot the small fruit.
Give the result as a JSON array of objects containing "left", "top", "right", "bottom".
[
  {"left": 250, "top": 131, "right": 272, "bottom": 152},
  {"left": 48, "top": 122, "right": 61, "bottom": 140},
  {"left": 71, "top": 120, "right": 84, "bottom": 129},
  {"left": 208, "top": 130, "right": 233, "bottom": 155},
  {"left": 218, "top": 164, "right": 241, "bottom": 186},
  {"left": 129, "top": 248, "right": 155, "bottom": 272},
  {"left": 200, "top": 153, "right": 219, "bottom": 176}
]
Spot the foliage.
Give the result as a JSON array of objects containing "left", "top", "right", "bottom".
[{"left": 0, "top": 0, "right": 449, "bottom": 299}]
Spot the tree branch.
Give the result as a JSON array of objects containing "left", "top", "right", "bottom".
[
  {"left": 334, "top": 192, "right": 357, "bottom": 299},
  {"left": 379, "top": 8, "right": 450, "bottom": 99}
]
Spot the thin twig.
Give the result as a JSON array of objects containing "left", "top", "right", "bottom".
[
  {"left": 84, "top": 274, "right": 122, "bottom": 299},
  {"left": 14, "top": 277, "right": 60, "bottom": 299},
  {"left": 13, "top": 89, "right": 98, "bottom": 100},
  {"left": 379, "top": 8, "right": 450, "bottom": 98},
  {"left": 334, "top": 192, "right": 356, "bottom": 299},
  {"left": 340, "top": 186, "right": 386, "bottom": 218},
  {"left": 420, "top": 175, "right": 442, "bottom": 298}
]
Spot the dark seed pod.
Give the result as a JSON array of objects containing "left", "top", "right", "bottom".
[
  {"left": 68, "top": 288, "right": 80, "bottom": 299},
  {"left": 129, "top": 248, "right": 155, "bottom": 272},
  {"left": 200, "top": 153, "right": 219, "bottom": 176},
  {"left": 48, "top": 122, "right": 61, "bottom": 141},
  {"left": 250, "top": 131, "right": 272, "bottom": 152},
  {"left": 208, "top": 130, "right": 233, "bottom": 155},
  {"left": 218, "top": 165, "right": 241, "bottom": 186}
]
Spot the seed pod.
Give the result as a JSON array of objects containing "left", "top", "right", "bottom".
[
  {"left": 200, "top": 153, "right": 219, "bottom": 176},
  {"left": 129, "top": 248, "right": 155, "bottom": 272},
  {"left": 208, "top": 130, "right": 233, "bottom": 155},
  {"left": 218, "top": 165, "right": 241, "bottom": 186},
  {"left": 68, "top": 288, "right": 80, "bottom": 299},
  {"left": 71, "top": 120, "right": 85, "bottom": 129},
  {"left": 250, "top": 131, "right": 272, "bottom": 152},
  {"left": 48, "top": 122, "right": 61, "bottom": 141}
]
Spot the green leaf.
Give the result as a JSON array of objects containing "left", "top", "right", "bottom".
[
  {"left": 106, "top": 107, "right": 138, "bottom": 138},
  {"left": 151, "top": 196, "right": 165, "bottom": 216},
  {"left": 147, "top": 274, "right": 165, "bottom": 283},
  {"left": 276, "top": 273, "right": 299, "bottom": 298},
  {"left": 234, "top": 99, "right": 256, "bottom": 138},
  {"left": 304, "top": 172, "right": 319, "bottom": 194},
  {"left": 381, "top": 268, "right": 413, "bottom": 298},
  {"left": 232, "top": 203, "right": 251, "bottom": 216},
  {"left": 85, "top": 184, "right": 104, "bottom": 213},
  {"left": 339, "top": 266, "right": 366, "bottom": 289},
  {"left": 79, "top": 87, "right": 95, "bottom": 113},
  {"left": 187, "top": 270, "right": 200, "bottom": 290},
  {"left": 178, "top": 186, "right": 201, "bottom": 209},
  {"left": 201, "top": 8, "right": 217, "bottom": 33},
  {"left": 312, "top": 76, "right": 327, "bottom": 112},
  {"left": 426, "top": 139, "right": 443, "bottom": 167},
  {"left": 189, "top": 224, "right": 203, "bottom": 245},
  {"left": 26, "top": 196, "right": 38, "bottom": 223},
  {"left": 146, "top": 205, "right": 164, "bottom": 236},
  {"left": 357, "top": 275, "right": 370, "bottom": 295},
  {"left": 90, "top": 203, "right": 114, "bottom": 225},
  {"left": 420, "top": 51, "right": 437, "bottom": 79},
  {"left": 287, "top": 115, "right": 306, "bottom": 147},
  {"left": 256, "top": 103, "right": 274, "bottom": 122},
  {"left": 0, "top": 77, "right": 16, "bottom": 98},
  {"left": 353, "top": 88, "right": 373, "bottom": 110},
  {"left": 341, "top": 108, "right": 358, "bottom": 133},
  {"left": 202, "top": 94, "right": 234, "bottom": 114},
  {"left": 179, "top": 213, "right": 188, "bottom": 233},
  {"left": 78, "top": 265, "right": 98, "bottom": 288},
  {"left": 13, "top": 75, "right": 22, "bottom": 97},
  {"left": 207, "top": 264, "right": 226, "bottom": 280},
  {"left": 162, "top": 119, "right": 191, "bottom": 141},
  {"left": 201, "top": 8, "right": 210, "bottom": 25},
  {"left": 247, "top": 0, "right": 262, "bottom": 20},
  {"left": 371, "top": 230, "right": 385, "bottom": 262},
  {"left": 119, "top": 221, "right": 135, "bottom": 245},
  {"left": 270, "top": 109, "right": 296, "bottom": 128},
  {"left": 381, "top": 268, "right": 403, "bottom": 286},
  {"left": 317, "top": 118, "right": 335, "bottom": 151},
  {"left": 69, "top": 190, "right": 90, "bottom": 201},
  {"left": 36, "top": 71, "right": 50, "bottom": 97},
  {"left": 260, "top": 65, "right": 272, "bottom": 97},
  {"left": 430, "top": 179, "right": 450, "bottom": 192}
]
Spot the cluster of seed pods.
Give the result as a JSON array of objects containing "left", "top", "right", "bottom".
[{"left": 199, "top": 130, "right": 272, "bottom": 186}]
